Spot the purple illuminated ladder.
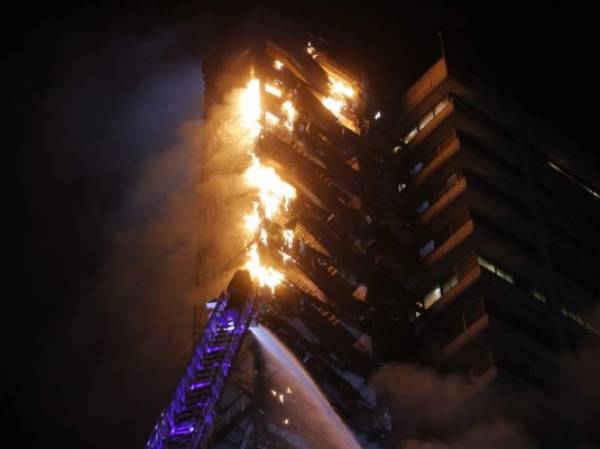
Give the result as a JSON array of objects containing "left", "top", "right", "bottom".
[{"left": 146, "top": 292, "right": 255, "bottom": 449}]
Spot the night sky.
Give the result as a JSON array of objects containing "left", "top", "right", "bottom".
[{"left": 9, "top": 1, "right": 599, "bottom": 448}]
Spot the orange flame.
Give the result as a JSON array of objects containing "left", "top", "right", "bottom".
[{"left": 236, "top": 78, "right": 298, "bottom": 291}]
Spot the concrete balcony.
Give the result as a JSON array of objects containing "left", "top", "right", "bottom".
[
  {"left": 423, "top": 219, "right": 475, "bottom": 266},
  {"left": 438, "top": 313, "right": 490, "bottom": 361},
  {"left": 470, "top": 365, "right": 497, "bottom": 389},
  {"left": 413, "top": 135, "right": 461, "bottom": 187},
  {"left": 429, "top": 264, "right": 482, "bottom": 313},
  {"left": 404, "top": 101, "right": 455, "bottom": 150},
  {"left": 420, "top": 177, "right": 467, "bottom": 225}
]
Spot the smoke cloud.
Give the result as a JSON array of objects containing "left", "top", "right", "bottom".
[
  {"left": 371, "top": 341, "right": 600, "bottom": 449},
  {"left": 371, "top": 364, "right": 535, "bottom": 449},
  {"left": 20, "top": 18, "right": 259, "bottom": 449}
]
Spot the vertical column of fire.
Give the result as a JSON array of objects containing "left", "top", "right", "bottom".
[
  {"left": 237, "top": 78, "right": 297, "bottom": 291},
  {"left": 235, "top": 42, "right": 361, "bottom": 295}
]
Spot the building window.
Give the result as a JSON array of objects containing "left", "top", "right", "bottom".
[
  {"left": 419, "top": 240, "right": 435, "bottom": 258},
  {"left": 404, "top": 127, "right": 418, "bottom": 144},
  {"left": 419, "top": 111, "right": 434, "bottom": 131},
  {"left": 403, "top": 98, "right": 450, "bottom": 144},
  {"left": 531, "top": 289, "right": 546, "bottom": 303},
  {"left": 445, "top": 173, "right": 459, "bottom": 189},
  {"left": 548, "top": 160, "right": 600, "bottom": 200},
  {"left": 423, "top": 286, "right": 442, "bottom": 309},
  {"left": 477, "top": 256, "right": 514, "bottom": 284},
  {"left": 562, "top": 306, "right": 585, "bottom": 327},
  {"left": 477, "top": 256, "right": 495, "bottom": 273},
  {"left": 424, "top": 271, "right": 459, "bottom": 310},
  {"left": 434, "top": 98, "right": 450, "bottom": 116},
  {"left": 496, "top": 267, "right": 514, "bottom": 284},
  {"left": 410, "top": 162, "right": 424, "bottom": 175},
  {"left": 416, "top": 200, "right": 430, "bottom": 214},
  {"left": 442, "top": 273, "right": 459, "bottom": 294}
]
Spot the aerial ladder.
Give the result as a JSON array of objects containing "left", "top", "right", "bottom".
[{"left": 146, "top": 271, "right": 256, "bottom": 449}]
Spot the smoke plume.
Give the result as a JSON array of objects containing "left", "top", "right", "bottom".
[
  {"left": 371, "top": 341, "right": 600, "bottom": 449},
  {"left": 19, "top": 18, "right": 260, "bottom": 448}
]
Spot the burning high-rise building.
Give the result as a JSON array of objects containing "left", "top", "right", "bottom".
[{"left": 145, "top": 8, "right": 600, "bottom": 449}]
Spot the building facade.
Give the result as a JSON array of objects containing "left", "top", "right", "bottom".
[
  {"left": 390, "top": 57, "right": 600, "bottom": 390},
  {"left": 147, "top": 10, "right": 600, "bottom": 449}
]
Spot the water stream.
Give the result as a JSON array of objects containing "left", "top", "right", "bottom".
[{"left": 251, "top": 326, "right": 363, "bottom": 449}]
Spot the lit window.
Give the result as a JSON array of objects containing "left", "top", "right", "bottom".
[
  {"left": 548, "top": 161, "right": 568, "bottom": 176},
  {"left": 403, "top": 99, "right": 450, "bottom": 146},
  {"left": 581, "top": 184, "right": 600, "bottom": 200},
  {"left": 265, "top": 83, "right": 282, "bottom": 98},
  {"left": 434, "top": 98, "right": 450, "bottom": 116},
  {"left": 562, "top": 306, "right": 585, "bottom": 326},
  {"left": 548, "top": 160, "right": 600, "bottom": 201},
  {"left": 410, "top": 162, "right": 424, "bottom": 175},
  {"left": 442, "top": 273, "right": 458, "bottom": 294},
  {"left": 265, "top": 111, "right": 280, "bottom": 125},
  {"left": 446, "top": 173, "right": 459, "bottom": 188},
  {"left": 477, "top": 256, "right": 513, "bottom": 284},
  {"left": 404, "top": 127, "right": 418, "bottom": 144},
  {"left": 416, "top": 200, "right": 430, "bottom": 214},
  {"left": 419, "top": 111, "right": 434, "bottom": 130},
  {"left": 477, "top": 256, "right": 495, "bottom": 273},
  {"left": 419, "top": 240, "right": 435, "bottom": 258},
  {"left": 424, "top": 286, "right": 442, "bottom": 309},
  {"left": 532, "top": 289, "right": 546, "bottom": 303},
  {"left": 496, "top": 268, "right": 514, "bottom": 284}
]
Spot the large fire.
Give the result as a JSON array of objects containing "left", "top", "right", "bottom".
[
  {"left": 322, "top": 74, "right": 358, "bottom": 132},
  {"left": 235, "top": 48, "right": 359, "bottom": 291},
  {"left": 239, "top": 78, "right": 262, "bottom": 139},
  {"left": 308, "top": 43, "right": 360, "bottom": 133},
  {"left": 237, "top": 78, "right": 297, "bottom": 291}
]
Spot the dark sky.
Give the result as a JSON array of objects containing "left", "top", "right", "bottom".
[{"left": 9, "top": 1, "right": 599, "bottom": 448}]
